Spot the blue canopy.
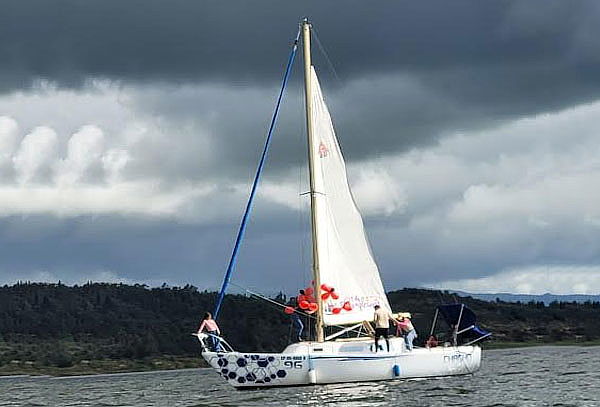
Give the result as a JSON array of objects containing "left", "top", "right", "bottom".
[{"left": 437, "top": 304, "right": 491, "bottom": 343}]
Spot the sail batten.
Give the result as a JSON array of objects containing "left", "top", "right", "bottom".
[{"left": 309, "top": 67, "right": 392, "bottom": 326}]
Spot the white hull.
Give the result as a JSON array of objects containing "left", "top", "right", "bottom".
[{"left": 202, "top": 337, "right": 481, "bottom": 388}]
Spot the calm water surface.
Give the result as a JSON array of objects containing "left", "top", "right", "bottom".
[{"left": 1, "top": 346, "right": 599, "bottom": 406}]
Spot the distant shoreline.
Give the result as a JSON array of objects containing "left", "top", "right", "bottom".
[
  {"left": 484, "top": 340, "right": 600, "bottom": 349},
  {"left": 3, "top": 342, "right": 600, "bottom": 377},
  {"left": 0, "top": 356, "right": 206, "bottom": 378}
]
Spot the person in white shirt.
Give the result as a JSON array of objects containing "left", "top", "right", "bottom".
[{"left": 373, "top": 305, "right": 398, "bottom": 352}]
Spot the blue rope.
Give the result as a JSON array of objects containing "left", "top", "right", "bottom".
[{"left": 213, "top": 29, "right": 301, "bottom": 320}]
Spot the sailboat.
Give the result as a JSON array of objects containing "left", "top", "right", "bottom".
[{"left": 196, "top": 19, "right": 486, "bottom": 388}]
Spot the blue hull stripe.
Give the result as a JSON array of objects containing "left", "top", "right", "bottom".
[{"left": 310, "top": 355, "right": 397, "bottom": 361}]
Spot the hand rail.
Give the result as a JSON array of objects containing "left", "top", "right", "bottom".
[
  {"left": 463, "top": 332, "right": 492, "bottom": 346},
  {"left": 193, "top": 333, "right": 235, "bottom": 353},
  {"left": 456, "top": 324, "right": 475, "bottom": 335},
  {"left": 324, "top": 322, "right": 363, "bottom": 341}
]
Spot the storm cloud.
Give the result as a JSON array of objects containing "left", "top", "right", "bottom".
[{"left": 3, "top": 1, "right": 600, "bottom": 159}]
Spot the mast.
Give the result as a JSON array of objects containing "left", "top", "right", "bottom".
[{"left": 302, "top": 18, "right": 324, "bottom": 342}]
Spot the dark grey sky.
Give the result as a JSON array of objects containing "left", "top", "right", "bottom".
[
  {"left": 1, "top": 1, "right": 595, "bottom": 81},
  {"left": 3, "top": 0, "right": 600, "bottom": 162},
  {"left": 1, "top": 0, "right": 600, "bottom": 294}
]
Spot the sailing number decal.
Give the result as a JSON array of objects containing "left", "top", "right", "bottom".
[{"left": 282, "top": 355, "right": 305, "bottom": 369}]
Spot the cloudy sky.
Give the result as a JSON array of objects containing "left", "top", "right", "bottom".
[{"left": 1, "top": 0, "right": 600, "bottom": 295}]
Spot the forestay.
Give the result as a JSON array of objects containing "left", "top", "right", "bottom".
[{"left": 309, "top": 67, "right": 392, "bottom": 326}]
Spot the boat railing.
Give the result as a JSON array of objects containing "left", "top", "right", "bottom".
[
  {"left": 193, "top": 332, "right": 235, "bottom": 353},
  {"left": 324, "top": 322, "right": 364, "bottom": 341},
  {"left": 462, "top": 331, "right": 493, "bottom": 346},
  {"left": 456, "top": 324, "right": 475, "bottom": 335}
]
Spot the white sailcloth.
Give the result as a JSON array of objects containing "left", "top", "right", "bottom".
[{"left": 309, "top": 67, "right": 392, "bottom": 326}]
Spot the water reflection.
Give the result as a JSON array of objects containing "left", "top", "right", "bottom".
[{"left": 301, "top": 382, "right": 390, "bottom": 406}]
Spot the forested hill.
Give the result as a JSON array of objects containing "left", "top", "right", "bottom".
[{"left": 1, "top": 283, "right": 599, "bottom": 374}]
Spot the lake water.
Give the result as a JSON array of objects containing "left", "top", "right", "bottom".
[{"left": 1, "top": 346, "right": 599, "bottom": 406}]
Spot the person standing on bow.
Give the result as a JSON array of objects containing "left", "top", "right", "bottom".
[
  {"left": 197, "top": 312, "right": 221, "bottom": 352},
  {"left": 373, "top": 305, "right": 398, "bottom": 352},
  {"left": 396, "top": 313, "right": 418, "bottom": 351}
]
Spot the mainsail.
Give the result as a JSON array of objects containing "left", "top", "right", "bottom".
[{"left": 309, "top": 67, "right": 392, "bottom": 326}]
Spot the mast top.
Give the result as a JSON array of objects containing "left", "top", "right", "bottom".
[{"left": 301, "top": 18, "right": 311, "bottom": 31}]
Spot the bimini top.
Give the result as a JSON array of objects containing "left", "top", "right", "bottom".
[
  {"left": 438, "top": 304, "right": 477, "bottom": 330},
  {"left": 438, "top": 303, "right": 491, "bottom": 342}
]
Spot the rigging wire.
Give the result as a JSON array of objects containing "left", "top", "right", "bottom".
[
  {"left": 212, "top": 28, "right": 301, "bottom": 320},
  {"left": 230, "top": 282, "right": 313, "bottom": 319},
  {"left": 229, "top": 281, "right": 368, "bottom": 337},
  {"left": 312, "top": 28, "right": 342, "bottom": 85},
  {"left": 297, "top": 72, "right": 312, "bottom": 312}
]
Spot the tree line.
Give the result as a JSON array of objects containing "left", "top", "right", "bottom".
[{"left": 1, "top": 283, "right": 599, "bottom": 369}]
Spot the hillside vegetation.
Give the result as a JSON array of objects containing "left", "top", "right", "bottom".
[{"left": 1, "top": 283, "right": 599, "bottom": 375}]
